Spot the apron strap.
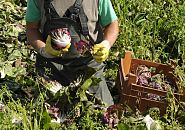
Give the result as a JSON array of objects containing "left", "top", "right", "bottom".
[{"left": 44, "top": 0, "right": 60, "bottom": 20}]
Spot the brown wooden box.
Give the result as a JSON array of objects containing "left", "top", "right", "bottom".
[{"left": 117, "top": 51, "right": 185, "bottom": 115}]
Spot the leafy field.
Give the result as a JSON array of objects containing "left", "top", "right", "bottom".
[{"left": 0, "top": 0, "right": 185, "bottom": 129}]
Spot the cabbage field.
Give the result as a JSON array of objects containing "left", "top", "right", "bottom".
[{"left": 0, "top": 0, "right": 185, "bottom": 129}]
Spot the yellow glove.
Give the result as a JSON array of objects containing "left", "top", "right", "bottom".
[
  {"left": 39, "top": 34, "right": 71, "bottom": 58},
  {"left": 45, "top": 35, "right": 70, "bottom": 57},
  {"left": 93, "top": 40, "right": 111, "bottom": 63},
  {"left": 39, "top": 28, "right": 71, "bottom": 58}
]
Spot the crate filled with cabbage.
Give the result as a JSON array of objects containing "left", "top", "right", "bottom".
[{"left": 117, "top": 51, "right": 185, "bottom": 115}]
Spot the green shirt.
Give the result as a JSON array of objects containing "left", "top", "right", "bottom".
[{"left": 25, "top": 0, "right": 117, "bottom": 27}]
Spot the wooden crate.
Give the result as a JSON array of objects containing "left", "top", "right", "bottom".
[{"left": 117, "top": 51, "right": 185, "bottom": 115}]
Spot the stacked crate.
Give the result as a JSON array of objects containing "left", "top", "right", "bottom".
[{"left": 117, "top": 51, "right": 185, "bottom": 115}]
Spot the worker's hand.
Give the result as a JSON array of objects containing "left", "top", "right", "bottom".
[
  {"left": 93, "top": 40, "right": 111, "bottom": 63},
  {"left": 38, "top": 47, "right": 55, "bottom": 58},
  {"left": 38, "top": 32, "right": 71, "bottom": 58},
  {"left": 45, "top": 35, "right": 71, "bottom": 57},
  {"left": 38, "top": 36, "right": 64, "bottom": 58}
]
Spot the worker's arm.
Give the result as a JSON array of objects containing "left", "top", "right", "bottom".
[
  {"left": 103, "top": 19, "right": 119, "bottom": 48},
  {"left": 92, "top": 19, "right": 119, "bottom": 63},
  {"left": 26, "top": 21, "right": 45, "bottom": 51}
]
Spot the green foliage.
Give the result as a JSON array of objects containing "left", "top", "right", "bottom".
[{"left": 111, "top": 0, "right": 185, "bottom": 63}]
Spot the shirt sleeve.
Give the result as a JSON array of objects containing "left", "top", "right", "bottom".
[
  {"left": 99, "top": 0, "right": 118, "bottom": 27},
  {"left": 25, "top": 0, "right": 41, "bottom": 22}
]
